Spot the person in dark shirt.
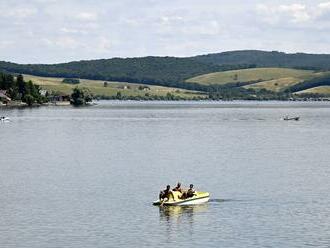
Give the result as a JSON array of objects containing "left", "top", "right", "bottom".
[
  {"left": 159, "top": 185, "right": 175, "bottom": 201},
  {"left": 181, "top": 184, "right": 196, "bottom": 199},
  {"left": 186, "top": 184, "right": 196, "bottom": 198}
]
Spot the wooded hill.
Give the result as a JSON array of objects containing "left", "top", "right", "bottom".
[
  {"left": 194, "top": 50, "right": 330, "bottom": 70},
  {"left": 0, "top": 57, "right": 235, "bottom": 87}
]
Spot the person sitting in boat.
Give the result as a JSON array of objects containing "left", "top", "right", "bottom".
[
  {"left": 180, "top": 184, "right": 196, "bottom": 199},
  {"left": 159, "top": 185, "right": 175, "bottom": 201},
  {"left": 186, "top": 184, "right": 196, "bottom": 198},
  {"left": 172, "top": 182, "right": 182, "bottom": 193}
]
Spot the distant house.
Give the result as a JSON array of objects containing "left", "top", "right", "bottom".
[
  {"left": 39, "top": 89, "right": 48, "bottom": 96},
  {"left": 0, "top": 90, "right": 11, "bottom": 103}
]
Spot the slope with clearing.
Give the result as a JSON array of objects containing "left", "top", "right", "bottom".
[
  {"left": 244, "top": 77, "right": 303, "bottom": 92},
  {"left": 186, "top": 68, "right": 314, "bottom": 86},
  {"left": 295, "top": 86, "right": 330, "bottom": 95}
]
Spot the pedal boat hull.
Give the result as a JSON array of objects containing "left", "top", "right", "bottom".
[{"left": 153, "top": 191, "right": 210, "bottom": 206}]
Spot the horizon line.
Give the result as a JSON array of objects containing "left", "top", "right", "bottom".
[{"left": 2, "top": 49, "right": 330, "bottom": 65}]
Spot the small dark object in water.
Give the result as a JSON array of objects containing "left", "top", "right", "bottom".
[{"left": 283, "top": 116, "right": 300, "bottom": 121}]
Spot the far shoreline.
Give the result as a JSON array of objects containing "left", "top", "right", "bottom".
[{"left": 2, "top": 99, "right": 330, "bottom": 111}]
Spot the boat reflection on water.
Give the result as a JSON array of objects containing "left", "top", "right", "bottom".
[
  {"left": 159, "top": 204, "right": 208, "bottom": 227},
  {"left": 158, "top": 204, "right": 209, "bottom": 238}
]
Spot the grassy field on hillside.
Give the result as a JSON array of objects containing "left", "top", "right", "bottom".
[
  {"left": 23, "top": 74, "right": 206, "bottom": 99},
  {"left": 186, "top": 68, "right": 314, "bottom": 86},
  {"left": 245, "top": 71, "right": 330, "bottom": 92},
  {"left": 244, "top": 77, "right": 303, "bottom": 92},
  {"left": 295, "top": 86, "right": 330, "bottom": 95}
]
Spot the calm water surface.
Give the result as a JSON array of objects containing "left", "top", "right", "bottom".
[{"left": 1, "top": 101, "right": 330, "bottom": 247}]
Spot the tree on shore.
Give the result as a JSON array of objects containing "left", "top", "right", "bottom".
[
  {"left": 70, "top": 87, "right": 92, "bottom": 106},
  {"left": 23, "top": 94, "right": 35, "bottom": 106},
  {"left": 116, "top": 91, "right": 122, "bottom": 99}
]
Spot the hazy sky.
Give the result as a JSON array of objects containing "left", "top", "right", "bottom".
[{"left": 1, "top": 0, "right": 330, "bottom": 63}]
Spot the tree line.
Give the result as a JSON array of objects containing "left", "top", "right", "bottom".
[{"left": 0, "top": 73, "right": 47, "bottom": 105}]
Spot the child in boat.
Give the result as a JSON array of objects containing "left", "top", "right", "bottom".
[{"left": 159, "top": 185, "right": 175, "bottom": 201}]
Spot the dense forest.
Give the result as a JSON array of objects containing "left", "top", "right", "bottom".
[
  {"left": 0, "top": 73, "right": 47, "bottom": 105},
  {"left": 193, "top": 50, "right": 330, "bottom": 70}
]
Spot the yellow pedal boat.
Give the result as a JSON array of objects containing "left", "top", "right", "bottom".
[{"left": 153, "top": 191, "right": 210, "bottom": 206}]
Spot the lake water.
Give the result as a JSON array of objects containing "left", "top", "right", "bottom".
[{"left": 1, "top": 101, "right": 330, "bottom": 248}]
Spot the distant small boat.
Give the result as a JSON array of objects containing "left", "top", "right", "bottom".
[
  {"left": 0, "top": 116, "right": 10, "bottom": 122},
  {"left": 283, "top": 116, "right": 300, "bottom": 121}
]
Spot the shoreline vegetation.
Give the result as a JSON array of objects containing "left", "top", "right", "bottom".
[
  {"left": 0, "top": 73, "right": 47, "bottom": 106},
  {"left": 2, "top": 94, "right": 330, "bottom": 107},
  {"left": 1, "top": 72, "right": 330, "bottom": 108}
]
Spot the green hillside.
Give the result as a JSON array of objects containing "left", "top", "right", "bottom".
[
  {"left": 3, "top": 50, "right": 330, "bottom": 91},
  {"left": 23, "top": 74, "right": 206, "bottom": 99},
  {"left": 244, "top": 77, "right": 303, "bottom": 92},
  {"left": 186, "top": 67, "right": 330, "bottom": 95},
  {"left": 186, "top": 68, "right": 313, "bottom": 86},
  {"left": 283, "top": 72, "right": 330, "bottom": 93},
  {"left": 295, "top": 86, "right": 330, "bottom": 95},
  {"left": 3, "top": 50, "right": 330, "bottom": 99},
  {"left": 246, "top": 71, "right": 330, "bottom": 91}
]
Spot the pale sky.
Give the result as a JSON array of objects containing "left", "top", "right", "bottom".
[{"left": 1, "top": 0, "right": 330, "bottom": 63}]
